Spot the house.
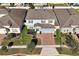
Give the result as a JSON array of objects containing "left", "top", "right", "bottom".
[
  {"left": 68, "top": 3, "right": 79, "bottom": 6},
  {"left": 33, "top": 3, "right": 48, "bottom": 7},
  {"left": 25, "top": 9, "right": 56, "bottom": 33},
  {"left": 0, "top": 8, "right": 26, "bottom": 34},
  {"left": 54, "top": 8, "right": 79, "bottom": 34},
  {"left": 25, "top": 8, "right": 79, "bottom": 34}
]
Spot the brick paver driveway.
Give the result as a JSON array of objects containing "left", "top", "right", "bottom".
[
  {"left": 36, "top": 33, "right": 55, "bottom": 45},
  {"left": 0, "top": 34, "right": 6, "bottom": 45}
]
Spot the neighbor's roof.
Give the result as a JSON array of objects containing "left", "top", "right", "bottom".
[
  {"left": 34, "top": 23, "right": 55, "bottom": 28},
  {"left": 26, "top": 9, "right": 56, "bottom": 19},
  {"left": 54, "top": 8, "right": 79, "bottom": 27},
  {"left": 0, "top": 9, "right": 26, "bottom": 28}
]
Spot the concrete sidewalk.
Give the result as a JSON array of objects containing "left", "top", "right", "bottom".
[
  {"left": 0, "top": 45, "right": 69, "bottom": 48},
  {"left": 40, "top": 47, "right": 59, "bottom": 56}
]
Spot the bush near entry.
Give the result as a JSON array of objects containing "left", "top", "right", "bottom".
[
  {"left": 1, "top": 46, "right": 8, "bottom": 52},
  {"left": 27, "top": 35, "right": 38, "bottom": 52},
  {"left": 55, "top": 29, "right": 61, "bottom": 44}
]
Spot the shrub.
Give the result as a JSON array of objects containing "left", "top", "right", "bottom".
[
  {"left": 8, "top": 42, "right": 14, "bottom": 48},
  {"left": 56, "top": 29, "right": 61, "bottom": 44},
  {"left": 1, "top": 46, "right": 8, "bottom": 52},
  {"left": 27, "top": 42, "right": 35, "bottom": 52}
]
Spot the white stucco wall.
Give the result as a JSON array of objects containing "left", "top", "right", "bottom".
[
  {"left": 0, "top": 28, "right": 20, "bottom": 34},
  {"left": 61, "top": 27, "right": 73, "bottom": 33},
  {"left": 0, "top": 28, "right": 6, "bottom": 34},
  {"left": 75, "top": 28, "right": 79, "bottom": 34},
  {"left": 25, "top": 19, "right": 55, "bottom": 29},
  {"left": 9, "top": 28, "right": 20, "bottom": 33},
  {"left": 39, "top": 28, "right": 55, "bottom": 33}
]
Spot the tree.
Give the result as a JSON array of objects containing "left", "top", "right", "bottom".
[
  {"left": 27, "top": 35, "right": 38, "bottom": 52},
  {"left": 29, "top": 3, "right": 35, "bottom": 9},
  {"left": 10, "top": 3, "right": 15, "bottom": 7},
  {"left": 56, "top": 29, "right": 61, "bottom": 44},
  {"left": 31, "top": 35, "right": 38, "bottom": 45},
  {"left": 0, "top": 3, "right": 1, "bottom": 6},
  {"left": 65, "top": 34, "right": 79, "bottom": 53},
  {"left": 56, "top": 29, "right": 62, "bottom": 51},
  {"left": 8, "top": 42, "right": 14, "bottom": 48},
  {"left": 27, "top": 42, "right": 35, "bottom": 52},
  {"left": 1, "top": 46, "right": 8, "bottom": 52}
]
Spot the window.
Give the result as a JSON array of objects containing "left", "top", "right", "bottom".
[
  {"left": 36, "top": 29, "right": 39, "bottom": 31},
  {"left": 48, "top": 20, "right": 52, "bottom": 23},
  {"left": 29, "top": 27, "right": 33, "bottom": 29},
  {"left": 41, "top": 20, "right": 46, "bottom": 23},
  {"left": 64, "top": 30, "right": 65, "bottom": 32},
  {"left": 28, "top": 20, "right": 33, "bottom": 23},
  {"left": 67, "top": 29, "right": 68, "bottom": 32}
]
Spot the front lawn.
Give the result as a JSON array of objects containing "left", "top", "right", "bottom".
[
  {"left": 2, "top": 26, "right": 32, "bottom": 45},
  {"left": 0, "top": 48, "right": 42, "bottom": 55},
  {"left": 55, "top": 30, "right": 77, "bottom": 47},
  {"left": 57, "top": 47, "right": 79, "bottom": 56},
  {"left": 56, "top": 32, "right": 79, "bottom": 56},
  {"left": 75, "top": 9, "right": 79, "bottom": 12}
]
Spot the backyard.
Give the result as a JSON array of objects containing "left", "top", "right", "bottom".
[{"left": 1, "top": 26, "right": 32, "bottom": 45}]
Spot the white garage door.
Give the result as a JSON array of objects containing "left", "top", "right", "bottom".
[
  {"left": 0, "top": 28, "right": 6, "bottom": 34},
  {"left": 39, "top": 28, "right": 54, "bottom": 33},
  {"left": 75, "top": 28, "right": 79, "bottom": 34}
]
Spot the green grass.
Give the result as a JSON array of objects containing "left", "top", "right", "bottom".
[
  {"left": 55, "top": 29, "right": 65, "bottom": 45},
  {"left": 0, "top": 48, "right": 42, "bottom": 55},
  {"left": 75, "top": 9, "right": 79, "bottom": 12},
  {"left": 2, "top": 26, "right": 32, "bottom": 45},
  {"left": 56, "top": 33, "right": 79, "bottom": 56},
  {"left": 57, "top": 47, "right": 79, "bottom": 56},
  {"left": 48, "top": 3, "right": 67, "bottom": 6},
  {"left": 55, "top": 34, "right": 66, "bottom": 45}
]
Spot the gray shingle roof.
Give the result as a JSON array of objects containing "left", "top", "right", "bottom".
[
  {"left": 0, "top": 9, "right": 26, "bottom": 28},
  {"left": 54, "top": 9, "right": 79, "bottom": 27},
  {"left": 26, "top": 9, "right": 56, "bottom": 19},
  {"left": 26, "top": 8, "right": 79, "bottom": 27}
]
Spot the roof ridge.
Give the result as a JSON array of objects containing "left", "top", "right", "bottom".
[
  {"left": 7, "top": 14, "right": 19, "bottom": 27},
  {"left": 63, "top": 15, "right": 73, "bottom": 27}
]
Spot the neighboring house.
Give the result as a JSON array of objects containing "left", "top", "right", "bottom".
[
  {"left": 0, "top": 8, "right": 26, "bottom": 34},
  {"left": 68, "top": 3, "right": 79, "bottom": 6},
  {"left": 33, "top": 3, "right": 48, "bottom": 9},
  {"left": 0, "top": 3, "right": 10, "bottom": 7},
  {"left": 33, "top": 3, "right": 48, "bottom": 7},
  {"left": 0, "top": 3, "right": 30, "bottom": 7},
  {"left": 54, "top": 9, "right": 79, "bottom": 34},
  {"left": 25, "top": 8, "right": 79, "bottom": 34},
  {"left": 25, "top": 9, "right": 56, "bottom": 33}
]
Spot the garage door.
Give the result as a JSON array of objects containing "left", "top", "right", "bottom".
[
  {"left": 39, "top": 28, "right": 54, "bottom": 33},
  {"left": 75, "top": 28, "right": 79, "bottom": 34}
]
